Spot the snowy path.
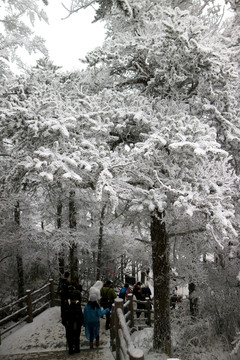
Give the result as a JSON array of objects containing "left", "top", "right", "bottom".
[
  {"left": 0, "top": 348, "right": 114, "bottom": 359},
  {"left": 0, "top": 306, "right": 114, "bottom": 359}
]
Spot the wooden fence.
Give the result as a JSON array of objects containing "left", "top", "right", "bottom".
[
  {"left": 0, "top": 279, "right": 55, "bottom": 344},
  {"left": 110, "top": 294, "right": 153, "bottom": 360}
]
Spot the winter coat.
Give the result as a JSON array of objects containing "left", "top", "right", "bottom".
[
  {"left": 89, "top": 280, "right": 103, "bottom": 301},
  {"left": 65, "top": 301, "right": 84, "bottom": 332},
  {"left": 58, "top": 278, "right": 70, "bottom": 302},
  {"left": 84, "top": 302, "right": 109, "bottom": 341},
  {"left": 119, "top": 287, "right": 130, "bottom": 300},
  {"left": 100, "top": 286, "right": 117, "bottom": 307}
]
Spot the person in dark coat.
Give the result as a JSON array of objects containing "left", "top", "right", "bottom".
[
  {"left": 142, "top": 284, "right": 152, "bottom": 300},
  {"left": 133, "top": 282, "right": 145, "bottom": 318},
  {"left": 57, "top": 271, "right": 70, "bottom": 326},
  {"left": 65, "top": 290, "right": 84, "bottom": 355},
  {"left": 69, "top": 277, "right": 82, "bottom": 302}
]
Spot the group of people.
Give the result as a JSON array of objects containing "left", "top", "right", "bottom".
[
  {"left": 57, "top": 272, "right": 152, "bottom": 355},
  {"left": 57, "top": 273, "right": 117, "bottom": 355}
]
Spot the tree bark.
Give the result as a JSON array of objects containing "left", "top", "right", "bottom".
[
  {"left": 57, "top": 199, "right": 64, "bottom": 275},
  {"left": 15, "top": 201, "right": 25, "bottom": 299},
  {"left": 120, "top": 254, "right": 124, "bottom": 283},
  {"left": 151, "top": 209, "right": 171, "bottom": 356},
  {"left": 96, "top": 203, "right": 106, "bottom": 280},
  {"left": 69, "top": 190, "right": 78, "bottom": 279}
]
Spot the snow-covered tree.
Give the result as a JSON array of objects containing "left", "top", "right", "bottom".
[
  {"left": 0, "top": 0, "right": 48, "bottom": 75},
  {"left": 78, "top": 2, "right": 239, "bottom": 355}
]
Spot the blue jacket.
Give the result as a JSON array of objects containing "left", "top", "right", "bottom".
[{"left": 84, "top": 303, "right": 109, "bottom": 324}]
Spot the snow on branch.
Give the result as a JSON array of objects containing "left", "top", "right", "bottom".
[
  {"left": 207, "top": 224, "right": 224, "bottom": 250},
  {"left": 153, "top": 170, "right": 187, "bottom": 196}
]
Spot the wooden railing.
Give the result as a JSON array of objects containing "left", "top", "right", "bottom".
[
  {"left": 125, "top": 294, "right": 153, "bottom": 329},
  {"left": 111, "top": 295, "right": 147, "bottom": 360},
  {"left": 0, "top": 279, "right": 55, "bottom": 344}
]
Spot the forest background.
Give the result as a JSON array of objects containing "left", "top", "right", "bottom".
[{"left": 0, "top": 1, "right": 240, "bottom": 359}]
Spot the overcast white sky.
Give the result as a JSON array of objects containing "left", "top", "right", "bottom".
[
  {"left": 20, "top": 0, "right": 231, "bottom": 72},
  {"left": 23, "top": 1, "right": 106, "bottom": 71}
]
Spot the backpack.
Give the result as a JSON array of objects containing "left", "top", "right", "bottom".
[
  {"left": 119, "top": 288, "right": 127, "bottom": 300},
  {"left": 100, "top": 288, "right": 110, "bottom": 308}
]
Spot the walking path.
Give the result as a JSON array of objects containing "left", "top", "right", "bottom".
[
  {"left": 0, "top": 347, "right": 114, "bottom": 359},
  {"left": 0, "top": 307, "right": 114, "bottom": 360}
]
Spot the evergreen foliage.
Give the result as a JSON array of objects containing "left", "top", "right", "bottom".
[{"left": 0, "top": 0, "right": 239, "bottom": 358}]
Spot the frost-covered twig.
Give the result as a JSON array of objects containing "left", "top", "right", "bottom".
[{"left": 153, "top": 170, "right": 187, "bottom": 196}]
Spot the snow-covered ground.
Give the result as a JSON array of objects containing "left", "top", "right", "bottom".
[{"left": 0, "top": 306, "right": 175, "bottom": 360}]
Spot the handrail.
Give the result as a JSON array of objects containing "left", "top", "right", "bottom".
[
  {"left": 112, "top": 297, "right": 144, "bottom": 360},
  {"left": 0, "top": 279, "right": 55, "bottom": 345}
]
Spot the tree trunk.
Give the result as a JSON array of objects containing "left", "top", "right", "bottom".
[
  {"left": 69, "top": 190, "right": 78, "bottom": 279},
  {"left": 15, "top": 201, "right": 25, "bottom": 299},
  {"left": 120, "top": 255, "right": 125, "bottom": 283},
  {"left": 57, "top": 199, "right": 64, "bottom": 275},
  {"left": 151, "top": 209, "right": 171, "bottom": 356},
  {"left": 96, "top": 203, "right": 106, "bottom": 280},
  {"left": 189, "top": 282, "right": 198, "bottom": 318},
  {"left": 132, "top": 260, "right": 136, "bottom": 278},
  {"left": 141, "top": 271, "right": 146, "bottom": 284}
]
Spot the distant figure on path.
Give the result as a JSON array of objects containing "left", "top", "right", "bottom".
[
  {"left": 65, "top": 290, "right": 84, "bottom": 355},
  {"left": 84, "top": 294, "right": 110, "bottom": 349},
  {"left": 118, "top": 283, "right": 130, "bottom": 301},
  {"left": 133, "top": 282, "right": 145, "bottom": 318}
]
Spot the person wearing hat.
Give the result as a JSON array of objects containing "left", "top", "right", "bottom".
[
  {"left": 84, "top": 293, "right": 110, "bottom": 349},
  {"left": 89, "top": 280, "right": 103, "bottom": 301},
  {"left": 65, "top": 290, "right": 84, "bottom": 355}
]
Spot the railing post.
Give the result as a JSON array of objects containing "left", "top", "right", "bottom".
[
  {"left": 146, "top": 297, "right": 151, "bottom": 326},
  {"left": 129, "top": 349, "right": 144, "bottom": 360},
  {"left": 127, "top": 293, "right": 134, "bottom": 328},
  {"left": 26, "top": 290, "right": 33, "bottom": 323},
  {"left": 114, "top": 298, "right": 124, "bottom": 360},
  {"left": 49, "top": 279, "right": 55, "bottom": 307},
  {"left": 110, "top": 303, "right": 116, "bottom": 351}
]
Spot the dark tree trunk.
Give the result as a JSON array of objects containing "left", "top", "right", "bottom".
[
  {"left": 132, "top": 260, "right": 136, "bottom": 278},
  {"left": 120, "top": 255, "right": 125, "bottom": 283},
  {"left": 15, "top": 201, "right": 25, "bottom": 299},
  {"left": 57, "top": 199, "right": 64, "bottom": 275},
  {"left": 151, "top": 209, "right": 171, "bottom": 356},
  {"left": 141, "top": 271, "right": 146, "bottom": 284},
  {"left": 69, "top": 190, "right": 78, "bottom": 279},
  {"left": 96, "top": 203, "right": 106, "bottom": 280}
]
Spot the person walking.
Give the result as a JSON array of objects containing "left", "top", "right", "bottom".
[
  {"left": 57, "top": 271, "right": 70, "bottom": 326},
  {"left": 119, "top": 283, "right": 130, "bottom": 315},
  {"left": 132, "top": 282, "right": 145, "bottom": 318},
  {"left": 84, "top": 294, "right": 110, "bottom": 349},
  {"left": 89, "top": 280, "right": 103, "bottom": 301},
  {"left": 70, "top": 277, "right": 82, "bottom": 302},
  {"left": 119, "top": 283, "right": 130, "bottom": 301},
  {"left": 100, "top": 280, "right": 117, "bottom": 330},
  {"left": 65, "top": 290, "right": 84, "bottom": 355}
]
